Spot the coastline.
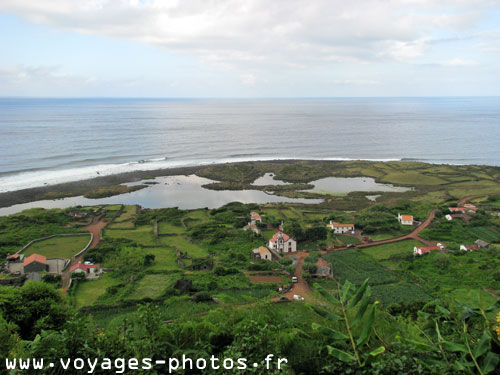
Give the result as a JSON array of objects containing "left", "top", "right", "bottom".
[
  {"left": 1, "top": 158, "right": 499, "bottom": 211},
  {"left": 0, "top": 159, "right": 302, "bottom": 209}
]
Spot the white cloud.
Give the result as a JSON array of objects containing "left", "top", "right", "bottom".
[
  {"left": 0, "top": 0, "right": 494, "bottom": 69},
  {"left": 0, "top": 0, "right": 498, "bottom": 96},
  {"left": 332, "top": 79, "right": 380, "bottom": 85},
  {"left": 441, "top": 58, "right": 478, "bottom": 66}
]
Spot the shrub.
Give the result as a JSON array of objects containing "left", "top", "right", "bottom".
[{"left": 193, "top": 291, "right": 212, "bottom": 302}]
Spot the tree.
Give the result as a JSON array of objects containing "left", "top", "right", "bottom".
[{"left": 0, "top": 282, "right": 70, "bottom": 339}]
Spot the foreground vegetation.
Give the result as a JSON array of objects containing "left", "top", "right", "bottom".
[{"left": 0, "top": 161, "right": 499, "bottom": 374}]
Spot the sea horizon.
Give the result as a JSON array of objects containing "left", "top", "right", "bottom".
[{"left": 1, "top": 96, "right": 499, "bottom": 193}]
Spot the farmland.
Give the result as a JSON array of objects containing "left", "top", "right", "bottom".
[
  {"left": 23, "top": 235, "right": 90, "bottom": 258},
  {"left": 1, "top": 160, "right": 499, "bottom": 375}
]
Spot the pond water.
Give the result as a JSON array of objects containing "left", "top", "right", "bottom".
[
  {"left": 0, "top": 175, "right": 323, "bottom": 216},
  {"left": 252, "top": 173, "right": 291, "bottom": 186},
  {"left": 303, "top": 177, "right": 412, "bottom": 194}
]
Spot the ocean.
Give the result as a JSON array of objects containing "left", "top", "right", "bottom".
[{"left": 0, "top": 97, "right": 499, "bottom": 193}]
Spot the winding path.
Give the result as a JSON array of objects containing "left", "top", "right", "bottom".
[
  {"left": 62, "top": 215, "right": 107, "bottom": 291},
  {"left": 457, "top": 193, "right": 500, "bottom": 207}
]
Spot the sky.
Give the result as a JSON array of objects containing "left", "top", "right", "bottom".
[{"left": 0, "top": 0, "right": 499, "bottom": 97}]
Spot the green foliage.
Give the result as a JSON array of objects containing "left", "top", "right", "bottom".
[
  {"left": 0, "top": 209, "right": 74, "bottom": 257},
  {"left": 312, "top": 279, "right": 385, "bottom": 367},
  {"left": 0, "top": 282, "right": 70, "bottom": 339}
]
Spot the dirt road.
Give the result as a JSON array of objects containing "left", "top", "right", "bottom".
[{"left": 62, "top": 215, "right": 107, "bottom": 291}]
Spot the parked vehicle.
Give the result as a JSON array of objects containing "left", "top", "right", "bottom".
[
  {"left": 293, "top": 294, "right": 305, "bottom": 301},
  {"left": 292, "top": 276, "right": 298, "bottom": 283}
]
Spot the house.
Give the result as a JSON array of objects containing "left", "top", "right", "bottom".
[
  {"left": 475, "top": 239, "right": 490, "bottom": 248},
  {"left": 67, "top": 209, "right": 88, "bottom": 219},
  {"left": 460, "top": 244, "right": 478, "bottom": 252},
  {"left": 23, "top": 254, "right": 48, "bottom": 273},
  {"left": 449, "top": 207, "right": 466, "bottom": 213},
  {"left": 315, "top": 258, "right": 332, "bottom": 277},
  {"left": 250, "top": 212, "right": 262, "bottom": 224},
  {"left": 251, "top": 246, "right": 273, "bottom": 261},
  {"left": 69, "top": 262, "right": 101, "bottom": 279},
  {"left": 243, "top": 222, "right": 261, "bottom": 235},
  {"left": 398, "top": 213, "right": 414, "bottom": 226},
  {"left": 445, "top": 214, "right": 453, "bottom": 221},
  {"left": 413, "top": 246, "right": 441, "bottom": 256},
  {"left": 269, "top": 231, "right": 297, "bottom": 253},
  {"left": 463, "top": 204, "right": 477, "bottom": 212},
  {"left": 327, "top": 221, "right": 355, "bottom": 234},
  {"left": 6, "top": 253, "right": 23, "bottom": 263}
]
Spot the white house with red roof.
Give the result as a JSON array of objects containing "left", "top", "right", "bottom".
[
  {"left": 327, "top": 221, "right": 355, "bottom": 234},
  {"left": 449, "top": 207, "right": 466, "bottom": 213},
  {"left": 250, "top": 212, "right": 262, "bottom": 224},
  {"left": 463, "top": 203, "right": 476, "bottom": 210},
  {"left": 69, "top": 262, "right": 101, "bottom": 279},
  {"left": 413, "top": 245, "right": 441, "bottom": 256},
  {"left": 269, "top": 231, "right": 296, "bottom": 253},
  {"left": 398, "top": 213, "right": 414, "bottom": 226},
  {"left": 251, "top": 246, "right": 273, "bottom": 261}
]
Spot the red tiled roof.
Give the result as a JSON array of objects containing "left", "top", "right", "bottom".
[
  {"left": 415, "top": 246, "right": 441, "bottom": 254},
  {"left": 23, "top": 254, "right": 47, "bottom": 266},
  {"left": 270, "top": 231, "right": 290, "bottom": 242},
  {"left": 400, "top": 215, "right": 413, "bottom": 221},
  {"left": 330, "top": 222, "right": 354, "bottom": 228},
  {"left": 258, "top": 246, "right": 271, "bottom": 256},
  {"left": 250, "top": 212, "right": 261, "bottom": 220},
  {"left": 7, "top": 253, "right": 20, "bottom": 260},
  {"left": 316, "top": 258, "right": 330, "bottom": 267},
  {"left": 449, "top": 207, "right": 465, "bottom": 212},
  {"left": 69, "top": 263, "right": 99, "bottom": 272}
]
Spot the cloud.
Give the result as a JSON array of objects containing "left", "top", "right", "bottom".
[
  {"left": 441, "top": 58, "right": 478, "bottom": 66},
  {"left": 0, "top": 0, "right": 495, "bottom": 71},
  {"left": 332, "top": 79, "right": 380, "bottom": 85}
]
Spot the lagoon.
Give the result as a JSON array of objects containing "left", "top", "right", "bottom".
[
  {"left": 0, "top": 175, "right": 323, "bottom": 216},
  {"left": 303, "top": 177, "right": 412, "bottom": 195}
]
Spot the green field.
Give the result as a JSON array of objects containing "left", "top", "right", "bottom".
[
  {"left": 334, "top": 234, "right": 361, "bottom": 245},
  {"left": 158, "top": 221, "right": 186, "bottom": 234},
  {"left": 126, "top": 273, "right": 178, "bottom": 300},
  {"left": 159, "top": 235, "right": 208, "bottom": 257},
  {"left": 144, "top": 247, "right": 181, "bottom": 271},
  {"left": 73, "top": 273, "right": 121, "bottom": 308},
  {"left": 467, "top": 226, "right": 499, "bottom": 243},
  {"left": 105, "top": 225, "right": 157, "bottom": 245},
  {"left": 112, "top": 205, "right": 137, "bottom": 223},
  {"left": 361, "top": 239, "right": 423, "bottom": 260},
  {"left": 24, "top": 235, "right": 90, "bottom": 258}
]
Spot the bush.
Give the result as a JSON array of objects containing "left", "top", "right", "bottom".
[
  {"left": 193, "top": 291, "right": 212, "bottom": 302},
  {"left": 214, "top": 266, "right": 239, "bottom": 276},
  {"left": 279, "top": 258, "right": 293, "bottom": 266}
]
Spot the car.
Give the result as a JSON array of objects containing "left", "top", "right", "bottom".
[
  {"left": 291, "top": 276, "right": 298, "bottom": 283},
  {"left": 346, "top": 244, "right": 355, "bottom": 248},
  {"left": 280, "top": 296, "right": 289, "bottom": 301},
  {"left": 293, "top": 294, "right": 305, "bottom": 301}
]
